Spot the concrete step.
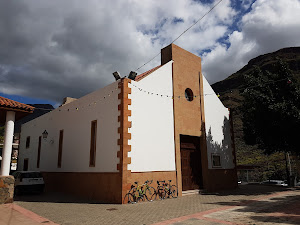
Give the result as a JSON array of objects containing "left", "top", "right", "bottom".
[{"left": 182, "top": 189, "right": 203, "bottom": 196}]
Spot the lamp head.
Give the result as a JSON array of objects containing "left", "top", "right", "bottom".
[
  {"left": 112, "top": 71, "right": 121, "bottom": 81},
  {"left": 42, "top": 130, "right": 48, "bottom": 139},
  {"left": 128, "top": 71, "right": 137, "bottom": 80}
]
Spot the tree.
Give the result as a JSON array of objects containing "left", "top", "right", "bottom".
[{"left": 241, "top": 59, "right": 300, "bottom": 184}]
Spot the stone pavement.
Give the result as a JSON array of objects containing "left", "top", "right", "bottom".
[
  {"left": 10, "top": 185, "right": 300, "bottom": 225},
  {"left": 0, "top": 203, "right": 58, "bottom": 225},
  {"left": 153, "top": 188, "right": 300, "bottom": 225}
]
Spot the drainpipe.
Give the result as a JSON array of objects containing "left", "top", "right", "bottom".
[{"left": 0, "top": 111, "right": 16, "bottom": 176}]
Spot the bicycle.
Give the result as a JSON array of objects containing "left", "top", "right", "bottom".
[
  {"left": 163, "top": 180, "right": 178, "bottom": 198},
  {"left": 154, "top": 180, "right": 178, "bottom": 200},
  {"left": 152, "top": 181, "right": 166, "bottom": 200},
  {"left": 123, "top": 180, "right": 155, "bottom": 203}
]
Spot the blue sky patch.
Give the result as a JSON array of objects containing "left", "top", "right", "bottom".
[
  {"left": 172, "top": 17, "right": 184, "bottom": 24},
  {"left": 0, "top": 92, "right": 56, "bottom": 107}
]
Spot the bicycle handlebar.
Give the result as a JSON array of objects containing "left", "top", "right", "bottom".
[{"left": 157, "top": 180, "right": 172, "bottom": 185}]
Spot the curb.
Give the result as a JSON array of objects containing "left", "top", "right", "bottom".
[{"left": 6, "top": 203, "right": 59, "bottom": 225}]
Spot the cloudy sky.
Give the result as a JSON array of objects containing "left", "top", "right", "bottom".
[{"left": 1, "top": 0, "right": 300, "bottom": 106}]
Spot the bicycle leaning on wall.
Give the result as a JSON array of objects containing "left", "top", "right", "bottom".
[
  {"left": 153, "top": 180, "right": 178, "bottom": 200},
  {"left": 123, "top": 180, "right": 156, "bottom": 204}
]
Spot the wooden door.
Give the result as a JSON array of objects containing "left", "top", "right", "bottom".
[{"left": 180, "top": 135, "right": 203, "bottom": 191}]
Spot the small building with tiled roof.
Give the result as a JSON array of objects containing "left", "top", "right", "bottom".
[
  {"left": 0, "top": 97, "right": 34, "bottom": 203},
  {"left": 0, "top": 96, "right": 34, "bottom": 126},
  {"left": 17, "top": 44, "right": 237, "bottom": 204}
]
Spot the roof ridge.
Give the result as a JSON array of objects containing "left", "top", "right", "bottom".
[{"left": 135, "top": 65, "right": 162, "bottom": 81}]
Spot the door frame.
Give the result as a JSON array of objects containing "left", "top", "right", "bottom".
[{"left": 180, "top": 134, "right": 203, "bottom": 191}]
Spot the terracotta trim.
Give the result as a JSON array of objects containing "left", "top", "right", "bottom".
[
  {"left": 135, "top": 65, "right": 162, "bottom": 81},
  {"left": 117, "top": 78, "right": 132, "bottom": 204}
]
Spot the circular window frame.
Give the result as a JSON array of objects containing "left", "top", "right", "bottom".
[{"left": 185, "top": 88, "right": 194, "bottom": 102}]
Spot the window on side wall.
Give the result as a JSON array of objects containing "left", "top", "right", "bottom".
[
  {"left": 212, "top": 154, "right": 221, "bottom": 168},
  {"left": 37, "top": 136, "right": 42, "bottom": 168},
  {"left": 26, "top": 136, "right": 30, "bottom": 148},
  {"left": 89, "top": 120, "right": 97, "bottom": 167},
  {"left": 57, "top": 130, "right": 64, "bottom": 168}
]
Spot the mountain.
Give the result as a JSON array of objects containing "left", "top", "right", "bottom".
[{"left": 211, "top": 47, "right": 300, "bottom": 181}]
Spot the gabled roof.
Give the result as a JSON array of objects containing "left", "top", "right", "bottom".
[
  {"left": 0, "top": 96, "right": 34, "bottom": 112},
  {"left": 135, "top": 65, "right": 162, "bottom": 81}
]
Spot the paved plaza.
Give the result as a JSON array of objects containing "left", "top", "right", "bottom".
[{"left": 1, "top": 185, "right": 299, "bottom": 225}]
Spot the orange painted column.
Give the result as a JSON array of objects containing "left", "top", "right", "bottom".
[{"left": 117, "top": 78, "right": 132, "bottom": 203}]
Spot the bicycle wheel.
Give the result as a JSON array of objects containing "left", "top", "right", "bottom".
[
  {"left": 157, "top": 187, "right": 166, "bottom": 200},
  {"left": 123, "top": 193, "right": 136, "bottom": 204},
  {"left": 144, "top": 187, "right": 156, "bottom": 201},
  {"left": 170, "top": 185, "right": 178, "bottom": 198}
]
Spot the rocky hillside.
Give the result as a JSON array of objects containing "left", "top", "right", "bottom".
[{"left": 211, "top": 47, "right": 300, "bottom": 180}]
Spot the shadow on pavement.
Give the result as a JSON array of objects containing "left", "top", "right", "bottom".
[
  {"left": 204, "top": 185, "right": 300, "bottom": 224},
  {"left": 201, "top": 184, "right": 291, "bottom": 196},
  {"left": 14, "top": 191, "right": 108, "bottom": 204}
]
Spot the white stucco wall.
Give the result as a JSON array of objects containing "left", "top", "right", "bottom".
[
  {"left": 128, "top": 61, "right": 176, "bottom": 172},
  {"left": 18, "top": 82, "right": 120, "bottom": 172},
  {"left": 203, "top": 75, "right": 235, "bottom": 169}
]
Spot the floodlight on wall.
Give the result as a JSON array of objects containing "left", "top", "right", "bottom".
[
  {"left": 128, "top": 71, "right": 137, "bottom": 80},
  {"left": 112, "top": 71, "right": 121, "bottom": 81},
  {"left": 42, "top": 130, "right": 48, "bottom": 139}
]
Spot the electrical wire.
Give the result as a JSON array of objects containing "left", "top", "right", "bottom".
[
  {"left": 31, "top": 77, "right": 291, "bottom": 112},
  {"left": 135, "top": 0, "right": 224, "bottom": 72}
]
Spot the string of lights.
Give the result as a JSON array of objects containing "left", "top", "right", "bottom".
[
  {"left": 25, "top": 0, "right": 226, "bottom": 112},
  {"left": 31, "top": 76, "right": 292, "bottom": 112}
]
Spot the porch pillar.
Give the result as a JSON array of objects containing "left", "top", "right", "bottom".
[{"left": 0, "top": 111, "right": 16, "bottom": 176}]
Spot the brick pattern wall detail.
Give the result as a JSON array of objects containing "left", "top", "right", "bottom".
[{"left": 117, "top": 78, "right": 132, "bottom": 203}]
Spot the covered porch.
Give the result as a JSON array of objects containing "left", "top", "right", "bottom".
[{"left": 0, "top": 96, "right": 34, "bottom": 203}]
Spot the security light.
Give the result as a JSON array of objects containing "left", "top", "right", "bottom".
[
  {"left": 128, "top": 71, "right": 137, "bottom": 80},
  {"left": 42, "top": 130, "right": 48, "bottom": 139},
  {"left": 112, "top": 71, "right": 121, "bottom": 81}
]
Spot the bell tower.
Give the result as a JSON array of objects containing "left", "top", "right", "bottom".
[{"left": 161, "top": 44, "right": 209, "bottom": 194}]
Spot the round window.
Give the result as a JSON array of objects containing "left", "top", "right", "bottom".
[{"left": 185, "top": 88, "right": 194, "bottom": 101}]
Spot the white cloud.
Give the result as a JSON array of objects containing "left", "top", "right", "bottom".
[
  {"left": 3, "top": 0, "right": 299, "bottom": 103},
  {"left": 202, "top": 0, "right": 300, "bottom": 84},
  {"left": 0, "top": 0, "right": 236, "bottom": 104},
  {"left": 0, "top": 0, "right": 236, "bottom": 102}
]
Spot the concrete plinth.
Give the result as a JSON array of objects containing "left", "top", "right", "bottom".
[{"left": 0, "top": 176, "right": 14, "bottom": 204}]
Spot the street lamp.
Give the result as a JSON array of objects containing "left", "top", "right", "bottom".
[{"left": 42, "top": 130, "right": 48, "bottom": 139}]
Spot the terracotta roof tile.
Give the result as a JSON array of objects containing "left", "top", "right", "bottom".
[
  {"left": 135, "top": 65, "right": 162, "bottom": 81},
  {"left": 0, "top": 96, "right": 35, "bottom": 112}
]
